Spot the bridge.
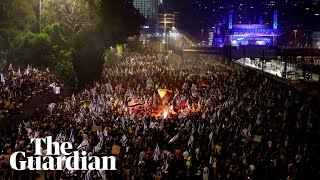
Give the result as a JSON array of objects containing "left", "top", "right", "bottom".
[
  {"left": 182, "top": 47, "right": 223, "bottom": 55},
  {"left": 180, "top": 46, "right": 320, "bottom": 59},
  {"left": 278, "top": 48, "right": 320, "bottom": 57}
]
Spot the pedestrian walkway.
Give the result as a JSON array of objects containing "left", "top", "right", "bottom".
[
  {"left": 233, "top": 59, "right": 320, "bottom": 97},
  {"left": 235, "top": 59, "right": 320, "bottom": 81}
]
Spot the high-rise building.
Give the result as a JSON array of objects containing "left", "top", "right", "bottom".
[
  {"left": 158, "top": 12, "right": 178, "bottom": 33},
  {"left": 133, "top": 0, "right": 160, "bottom": 34}
]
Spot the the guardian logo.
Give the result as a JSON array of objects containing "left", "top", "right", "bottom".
[{"left": 9, "top": 136, "right": 117, "bottom": 171}]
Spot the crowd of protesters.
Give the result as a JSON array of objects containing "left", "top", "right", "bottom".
[
  {"left": 0, "top": 53, "right": 320, "bottom": 180},
  {"left": 0, "top": 65, "right": 57, "bottom": 119}
]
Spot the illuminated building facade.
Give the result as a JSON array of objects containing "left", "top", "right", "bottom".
[
  {"left": 211, "top": 9, "right": 283, "bottom": 47},
  {"left": 133, "top": 0, "right": 159, "bottom": 34},
  {"left": 158, "top": 12, "right": 178, "bottom": 33}
]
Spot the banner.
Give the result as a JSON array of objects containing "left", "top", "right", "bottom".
[
  {"left": 111, "top": 145, "right": 120, "bottom": 155},
  {"left": 198, "top": 83, "right": 209, "bottom": 89},
  {"left": 114, "top": 98, "right": 120, "bottom": 107},
  {"left": 253, "top": 135, "right": 262, "bottom": 142},
  {"left": 92, "top": 126, "right": 102, "bottom": 132},
  {"left": 128, "top": 99, "right": 142, "bottom": 107},
  {"left": 157, "top": 89, "right": 172, "bottom": 99}
]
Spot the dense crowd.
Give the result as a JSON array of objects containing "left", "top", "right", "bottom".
[
  {"left": 0, "top": 53, "right": 319, "bottom": 180},
  {"left": 0, "top": 65, "right": 57, "bottom": 119}
]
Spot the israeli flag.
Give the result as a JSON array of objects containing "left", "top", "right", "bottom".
[
  {"left": 8, "top": 64, "right": 12, "bottom": 71},
  {"left": 153, "top": 143, "right": 160, "bottom": 161},
  {"left": 188, "top": 135, "right": 194, "bottom": 146},
  {"left": 98, "top": 170, "right": 107, "bottom": 180},
  {"left": 93, "top": 138, "right": 104, "bottom": 153},
  {"left": 69, "top": 130, "right": 74, "bottom": 143},
  {"left": 85, "top": 170, "right": 91, "bottom": 180},
  {"left": 0, "top": 73, "right": 5, "bottom": 84},
  {"left": 143, "top": 122, "right": 148, "bottom": 133},
  {"left": 168, "top": 133, "right": 179, "bottom": 143},
  {"left": 67, "top": 162, "right": 74, "bottom": 175},
  {"left": 103, "top": 128, "right": 108, "bottom": 137},
  {"left": 77, "top": 139, "right": 89, "bottom": 151},
  {"left": 121, "top": 135, "right": 128, "bottom": 147}
]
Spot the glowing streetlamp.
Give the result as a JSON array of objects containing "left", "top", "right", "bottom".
[{"left": 294, "top": 30, "right": 297, "bottom": 47}]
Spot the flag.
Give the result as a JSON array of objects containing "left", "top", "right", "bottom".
[
  {"left": 114, "top": 98, "right": 120, "bottom": 107},
  {"left": 77, "top": 139, "right": 89, "bottom": 151},
  {"left": 128, "top": 99, "right": 142, "bottom": 107},
  {"left": 158, "top": 89, "right": 173, "bottom": 99},
  {"left": 0, "top": 73, "right": 5, "bottom": 84},
  {"left": 85, "top": 170, "right": 91, "bottom": 180},
  {"left": 54, "top": 86, "right": 61, "bottom": 94},
  {"left": 153, "top": 143, "right": 160, "bottom": 161},
  {"left": 34, "top": 131, "right": 40, "bottom": 138},
  {"left": 93, "top": 137, "right": 104, "bottom": 153},
  {"left": 69, "top": 130, "right": 74, "bottom": 143},
  {"left": 83, "top": 103, "right": 87, "bottom": 110},
  {"left": 55, "top": 133, "right": 63, "bottom": 143},
  {"left": 198, "top": 83, "right": 209, "bottom": 89},
  {"left": 143, "top": 122, "right": 148, "bottom": 133},
  {"left": 179, "top": 100, "right": 187, "bottom": 108},
  {"left": 168, "top": 133, "right": 179, "bottom": 143},
  {"left": 188, "top": 135, "right": 194, "bottom": 146},
  {"left": 18, "top": 122, "right": 23, "bottom": 134},
  {"left": 209, "top": 131, "right": 213, "bottom": 146},
  {"left": 103, "top": 128, "right": 108, "bottom": 137},
  {"left": 17, "top": 68, "right": 21, "bottom": 76},
  {"left": 135, "top": 124, "right": 139, "bottom": 136},
  {"left": 121, "top": 135, "right": 128, "bottom": 147},
  {"left": 98, "top": 170, "right": 107, "bottom": 180},
  {"left": 8, "top": 64, "right": 12, "bottom": 71},
  {"left": 201, "top": 112, "right": 206, "bottom": 119}
]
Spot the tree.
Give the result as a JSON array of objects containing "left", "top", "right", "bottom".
[
  {"left": 43, "top": 23, "right": 78, "bottom": 89},
  {"left": 0, "top": 0, "right": 38, "bottom": 64},
  {"left": 72, "top": 0, "right": 146, "bottom": 87},
  {"left": 13, "top": 32, "right": 52, "bottom": 68},
  {"left": 41, "top": 0, "right": 98, "bottom": 41},
  {"left": 0, "top": 0, "right": 37, "bottom": 39},
  {"left": 26, "top": 0, "right": 145, "bottom": 88}
]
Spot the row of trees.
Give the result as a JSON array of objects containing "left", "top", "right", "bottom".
[{"left": 0, "top": 0, "right": 145, "bottom": 89}]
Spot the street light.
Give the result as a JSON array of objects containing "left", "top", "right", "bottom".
[
  {"left": 39, "top": 0, "right": 42, "bottom": 33},
  {"left": 294, "top": 30, "right": 297, "bottom": 47},
  {"left": 201, "top": 29, "right": 204, "bottom": 39}
]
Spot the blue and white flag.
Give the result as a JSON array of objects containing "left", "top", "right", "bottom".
[
  {"left": 97, "top": 131, "right": 103, "bottom": 141},
  {"left": 18, "top": 122, "right": 24, "bottom": 134},
  {"left": 135, "top": 124, "right": 139, "bottom": 136},
  {"left": 8, "top": 64, "right": 12, "bottom": 71},
  {"left": 98, "top": 170, "right": 107, "bottom": 180},
  {"left": 121, "top": 135, "right": 128, "bottom": 147},
  {"left": 67, "top": 162, "right": 74, "bottom": 175},
  {"left": 209, "top": 131, "right": 213, "bottom": 146},
  {"left": 0, "top": 73, "right": 5, "bottom": 84},
  {"left": 69, "top": 130, "right": 74, "bottom": 143},
  {"left": 17, "top": 68, "right": 21, "bottom": 76},
  {"left": 143, "top": 122, "right": 148, "bottom": 133},
  {"left": 188, "top": 134, "right": 194, "bottom": 146},
  {"left": 103, "top": 128, "right": 108, "bottom": 137},
  {"left": 55, "top": 132, "right": 66, "bottom": 143},
  {"left": 168, "top": 133, "right": 179, "bottom": 143},
  {"left": 153, "top": 143, "right": 160, "bottom": 161},
  {"left": 85, "top": 170, "right": 91, "bottom": 180},
  {"left": 77, "top": 139, "right": 89, "bottom": 151},
  {"left": 93, "top": 138, "right": 104, "bottom": 153}
]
